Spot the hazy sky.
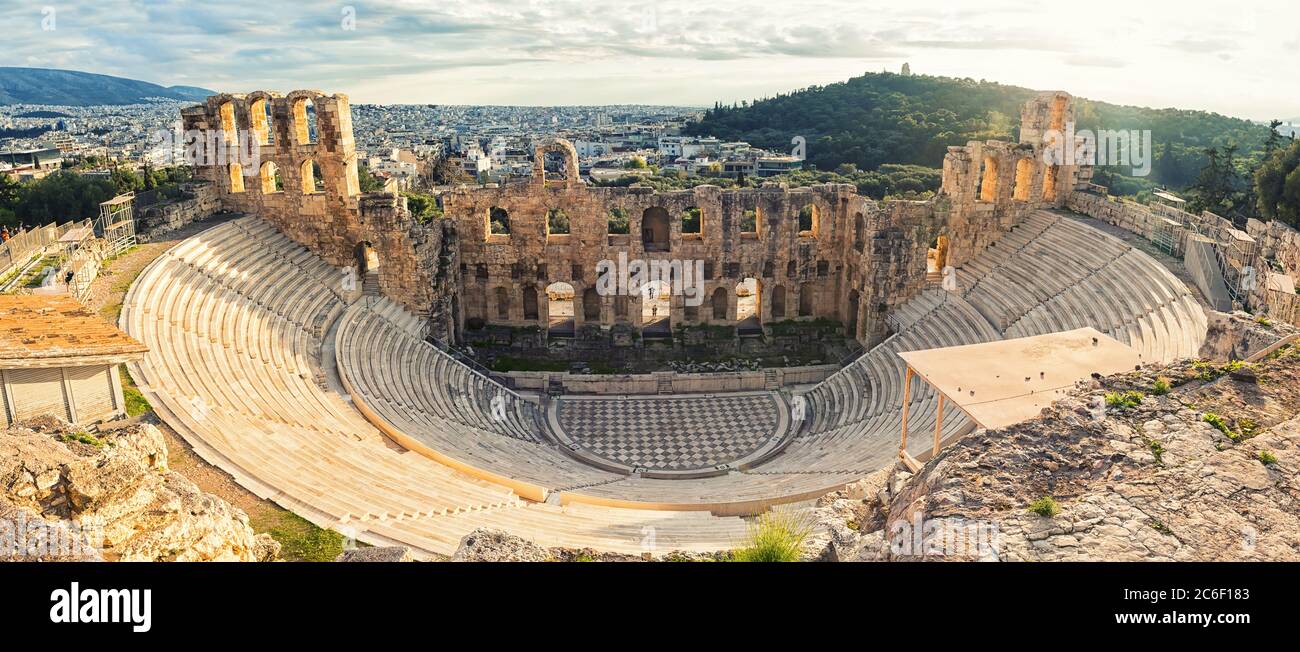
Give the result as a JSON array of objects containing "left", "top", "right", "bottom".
[{"left": 5, "top": 1, "right": 1298, "bottom": 120}]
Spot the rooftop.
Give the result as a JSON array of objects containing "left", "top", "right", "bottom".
[{"left": 0, "top": 295, "right": 148, "bottom": 367}]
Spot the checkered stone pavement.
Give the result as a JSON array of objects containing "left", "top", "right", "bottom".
[{"left": 556, "top": 394, "right": 780, "bottom": 471}]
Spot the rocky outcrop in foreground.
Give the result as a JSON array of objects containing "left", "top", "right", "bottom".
[
  {"left": 1, "top": 417, "right": 278, "bottom": 561},
  {"left": 823, "top": 347, "right": 1300, "bottom": 561}
]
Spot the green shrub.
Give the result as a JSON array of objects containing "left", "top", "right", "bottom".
[
  {"left": 1148, "top": 440, "right": 1166, "bottom": 464},
  {"left": 120, "top": 368, "right": 152, "bottom": 417},
  {"left": 1027, "top": 496, "right": 1060, "bottom": 518},
  {"left": 1150, "top": 377, "right": 1171, "bottom": 395},
  {"left": 1105, "top": 390, "right": 1144, "bottom": 411},
  {"left": 256, "top": 511, "right": 347, "bottom": 562},
  {"left": 732, "top": 509, "right": 813, "bottom": 562},
  {"left": 61, "top": 431, "right": 103, "bottom": 448},
  {"left": 1202, "top": 412, "right": 1234, "bottom": 438},
  {"left": 1258, "top": 450, "right": 1278, "bottom": 465}
]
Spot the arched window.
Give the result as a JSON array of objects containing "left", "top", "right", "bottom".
[
  {"left": 228, "top": 163, "right": 245, "bottom": 193},
  {"left": 218, "top": 101, "right": 236, "bottom": 144},
  {"left": 547, "top": 209, "right": 570, "bottom": 236},
  {"left": 583, "top": 287, "right": 600, "bottom": 321},
  {"left": 771, "top": 285, "right": 786, "bottom": 320},
  {"left": 1013, "top": 158, "right": 1033, "bottom": 201},
  {"left": 711, "top": 287, "right": 728, "bottom": 321},
  {"left": 798, "top": 204, "right": 819, "bottom": 237},
  {"left": 798, "top": 282, "right": 815, "bottom": 317},
  {"left": 488, "top": 207, "right": 510, "bottom": 236},
  {"left": 301, "top": 159, "right": 324, "bottom": 194},
  {"left": 642, "top": 207, "right": 670, "bottom": 251},
  {"left": 978, "top": 156, "right": 999, "bottom": 202},
  {"left": 292, "top": 97, "right": 317, "bottom": 145},
  {"left": 355, "top": 242, "right": 379, "bottom": 274},
  {"left": 249, "top": 98, "right": 271, "bottom": 146},
  {"left": 522, "top": 287, "right": 539, "bottom": 320},
  {"left": 259, "top": 161, "right": 282, "bottom": 194},
  {"left": 1043, "top": 165, "right": 1059, "bottom": 202},
  {"left": 739, "top": 208, "right": 759, "bottom": 235},
  {"left": 787, "top": 260, "right": 797, "bottom": 278},
  {"left": 853, "top": 213, "right": 865, "bottom": 252},
  {"left": 846, "top": 289, "right": 860, "bottom": 339},
  {"left": 495, "top": 287, "right": 509, "bottom": 319},
  {"left": 607, "top": 208, "right": 630, "bottom": 235},
  {"left": 681, "top": 206, "right": 702, "bottom": 236}
]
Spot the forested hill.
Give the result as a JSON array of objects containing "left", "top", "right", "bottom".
[
  {"left": 686, "top": 72, "right": 1275, "bottom": 190},
  {"left": 0, "top": 68, "right": 214, "bottom": 106}
]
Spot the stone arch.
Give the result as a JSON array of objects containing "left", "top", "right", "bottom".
[
  {"left": 495, "top": 287, "right": 509, "bottom": 319},
  {"left": 736, "top": 277, "right": 761, "bottom": 333},
  {"left": 798, "top": 282, "right": 815, "bottom": 317},
  {"left": 798, "top": 203, "right": 819, "bottom": 237},
  {"left": 847, "top": 289, "right": 861, "bottom": 339},
  {"left": 978, "top": 155, "right": 999, "bottom": 202},
  {"left": 771, "top": 285, "right": 786, "bottom": 320},
  {"left": 259, "top": 161, "right": 282, "bottom": 194},
  {"left": 523, "top": 286, "right": 539, "bottom": 321},
  {"left": 248, "top": 97, "right": 272, "bottom": 146},
  {"left": 928, "top": 234, "right": 950, "bottom": 276},
  {"left": 682, "top": 206, "right": 702, "bottom": 236},
  {"left": 533, "top": 139, "right": 579, "bottom": 186},
  {"left": 291, "top": 95, "right": 319, "bottom": 145},
  {"left": 545, "top": 281, "right": 574, "bottom": 336},
  {"left": 228, "top": 164, "right": 245, "bottom": 193},
  {"left": 355, "top": 241, "right": 379, "bottom": 275},
  {"left": 1013, "top": 158, "right": 1034, "bottom": 201},
  {"left": 711, "top": 287, "right": 728, "bottom": 321},
  {"left": 488, "top": 206, "right": 510, "bottom": 236},
  {"left": 641, "top": 279, "right": 671, "bottom": 337},
  {"left": 301, "top": 159, "right": 324, "bottom": 194},
  {"left": 582, "top": 286, "right": 600, "bottom": 322},
  {"left": 641, "top": 206, "right": 670, "bottom": 252},
  {"left": 853, "top": 212, "right": 865, "bottom": 252}
]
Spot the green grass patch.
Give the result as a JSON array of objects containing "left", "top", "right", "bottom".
[
  {"left": 1258, "top": 450, "right": 1278, "bottom": 465},
  {"left": 1193, "top": 359, "right": 1250, "bottom": 382},
  {"left": 253, "top": 510, "right": 347, "bottom": 562},
  {"left": 1147, "top": 519, "right": 1174, "bottom": 536},
  {"left": 60, "top": 431, "right": 103, "bottom": 448},
  {"left": 120, "top": 367, "right": 152, "bottom": 417},
  {"left": 1202, "top": 412, "right": 1235, "bottom": 439},
  {"left": 1148, "top": 440, "right": 1166, "bottom": 464},
  {"left": 1150, "top": 377, "right": 1171, "bottom": 396},
  {"left": 1105, "top": 390, "right": 1144, "bottom": 411},
  {"left": 1027, "top": 496, "right": 1060, "bottom": 517},
  {"left": 732, "top": 509, "right": 813, "bottom": 562}
]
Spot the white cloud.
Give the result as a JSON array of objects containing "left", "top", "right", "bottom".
[{"left": 0, "top": 0, "right": 1295, "bottom": 119}]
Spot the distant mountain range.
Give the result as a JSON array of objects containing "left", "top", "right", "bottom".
[{"left": 0, "top": 68, "right": 215, "bottom": 106}]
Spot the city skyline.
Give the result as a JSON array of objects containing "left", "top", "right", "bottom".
[{"left": 3, "top": 1, "right": 1297, "bottom": 121}]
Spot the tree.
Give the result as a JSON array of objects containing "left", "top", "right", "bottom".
[
  {"left": 1255, "top": 139, "right": 1300, "bottom": 228},
  {"left": 428, "top": 158, "right": 471, "bottom": 186},
  {"left": 357, "top": 163, "right": 385, "bottom": 192}
]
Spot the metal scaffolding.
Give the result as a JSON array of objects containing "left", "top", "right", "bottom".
[{"left": 97, "top": 193, "right": 137, "bottom": 258}]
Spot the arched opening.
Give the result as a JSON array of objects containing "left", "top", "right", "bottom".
[
  {"left": 641, "top": 279, "right": 671, "bottom": 338},
  {"left": 523, "top": 287, "right": 539, "bottom": 321},
  {"left": 847, "top": 289, "right": 860, "bottom": 339},
  {"left": 249, "top": 98, "right": 271, "bottom": 146},
  {"left": 681, "top": 206, "right": 702, "bottom": 237},
  {"left": 739, "top": 208, "right": 759, "bottom": 235},
  {"left": 927, "top": 235, "right": 950, "bottom": 282},
  {"left": 301, "top": 159, "right": 324, "bottom": 194},
  {"left": 355, "top": 241, "right": 379, "bottom": 275},
  {"left": 292, "top": 97, "right": 318, "bottom": 145},
  {"left": 711, "top": 287, "right": 728, "bottom": 321},
  {"left": 542, "top": 150, "right": 571, "bottom": 184},
  {"left": 495, "top": 287, "right": 509, "bottom": 319},
  {"left": 978, "top": 156, "right": 999, "bottom": 202},
  {"left": 607, "top": 208, "right": 630, "bottom": 235},
  {"left": 218, "top": 101, "right": 236, "bottom": 143},
  {"left": 488, "top": 206, "right": 510, "bottom": 236},
  {"left": 1013, "top": 158, "right": 1033, "bottom": 201},
  {"left": 582, "top": 287, "right": 600, "bottom": 322},
  {"left": 1043, "top": 165, "right": 1059, "bottom": 202},
  {"left": 798, "top": 282, "right": 815, "bottom": 317},
  {"left": 259, "top": 161, "right": 282, "bottom": 194},
  {"left": 736, "top": 277, "right": 761, "bottom": 334},
  {"left": 546, "top": 208, "right": 570, "bottom": 236},
  {"left": 771, "top": 285, "right": 786, "bottom": 320},
  {"left": 228, "top": 164, "right": 245, "bottom": 193},
  {"left": 787, "top": 260, "right": 797, "bottom": 278},
  {"left": 546, "top": 282, "right": 574, "bottom": 336},
  {"left": 798, "top": 204, "right": 819, "bottom": 237},
  {"left": 853, "top": 213, "right": 865, "bottom": 252},
  {"left": 641, "top": 206, "right": 670, "bottom": 252}
]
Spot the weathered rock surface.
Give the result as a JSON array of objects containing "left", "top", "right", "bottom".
[
  {"left": 0, "top": 418, "right": 271, "bottom": 562},
  {"left": 336, "top": 546, "right": 415, "bottom": 562},
  {"left": 452, "top": 528, "right": 550, "bottom": 562},
  {"left": 828, "top": 351, "right": 1300, "bottom": 561}
]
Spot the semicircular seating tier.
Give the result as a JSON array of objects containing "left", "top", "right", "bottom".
[
  {"left": 125, "top": 209, "right": 1210, "bottom": 552},
  {"left": 121, "top": 216, "right": 751, "bottom": 557}
]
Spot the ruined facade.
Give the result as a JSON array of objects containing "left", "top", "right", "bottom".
[{"left": 185, "top": 90, "right": 1085, "bottom": 346}]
